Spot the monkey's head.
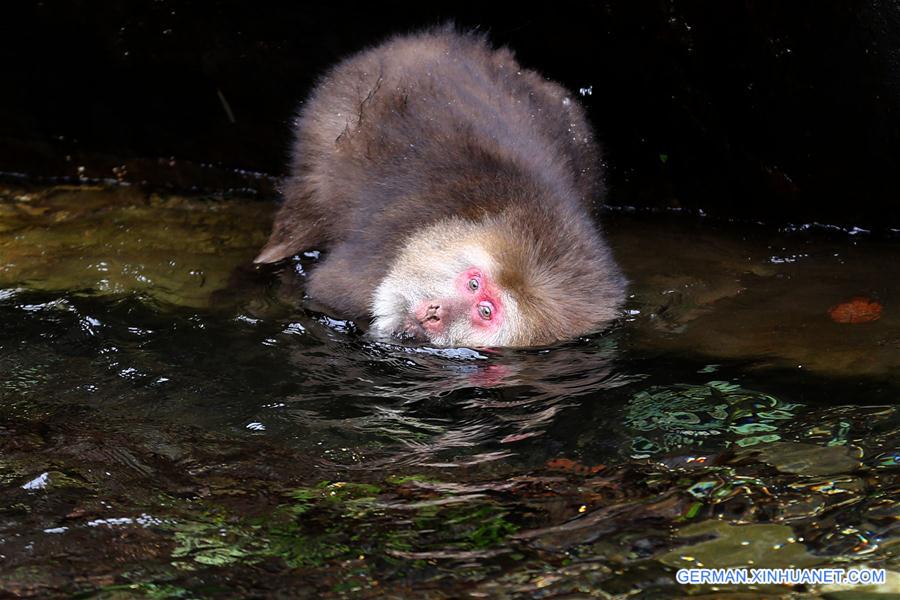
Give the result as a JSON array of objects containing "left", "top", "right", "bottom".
[{"left": 370, "top": 210, "right": 625, "bottom": 347}]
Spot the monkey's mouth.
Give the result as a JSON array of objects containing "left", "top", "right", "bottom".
[
  {"left": 401, "top": 319, "right": 430, "bottom": 341},
  {"left": 371, "top": 295, "right": 443, "bottom": 344},
  {"left": 399, "top": 302, "right": 446, "bottom": 341}
]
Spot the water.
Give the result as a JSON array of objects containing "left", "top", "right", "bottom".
[{"left": 0, "top": 183, "right": 897, "bottom": 597}]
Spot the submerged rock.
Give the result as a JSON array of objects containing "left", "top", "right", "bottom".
[{"left": 0, "top": 184, "right": 273, "bottom": 308}]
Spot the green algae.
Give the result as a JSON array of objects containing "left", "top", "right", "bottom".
[
  {"left": 161, "top": 477, "right": 519, "bottom": 574},
  {"left": 623, "top": 381, "right": 802, "bottom": 456}
]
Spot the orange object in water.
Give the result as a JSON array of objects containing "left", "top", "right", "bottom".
[{"left": 828, "top": 297, "right": 883, "bottom": 323}]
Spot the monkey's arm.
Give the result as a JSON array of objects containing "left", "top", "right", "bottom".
[{"left": 305, "top": 244, "right": 387, "bottom": 319}]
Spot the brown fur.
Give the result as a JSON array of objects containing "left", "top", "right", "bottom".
[{"left": 256, "top": 25, "right": 626, "bottom": 344}]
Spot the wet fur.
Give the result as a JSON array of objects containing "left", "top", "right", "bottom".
[{"left": 257, "top": 25, "right": 625, "bottom": 344}]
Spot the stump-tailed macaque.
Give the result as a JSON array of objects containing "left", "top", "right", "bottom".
[{"left": 256, "top": 26, "right": 626, "bottom": 347}]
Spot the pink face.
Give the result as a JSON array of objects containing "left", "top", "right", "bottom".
[{"left": 411, "top": 267, "right": 504, "bottom": 340}]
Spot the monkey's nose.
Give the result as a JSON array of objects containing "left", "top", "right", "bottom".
[
  {"left": 422, "top": 304, "right": 442, "bottom": 327},
  {"left": 415, "top": 301, "right": 448, "bottom": 333}
]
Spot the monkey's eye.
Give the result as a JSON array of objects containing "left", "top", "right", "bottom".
[
  {"left": 477, "top": 302, "right": 493, "bottom": 320},
  {"left": 467, "top": 278, "right": 479, "bottom": 292}
]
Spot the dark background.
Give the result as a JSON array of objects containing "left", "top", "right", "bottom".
[{"left": 3, "top": 1, "right": 900, "bottom": 228}]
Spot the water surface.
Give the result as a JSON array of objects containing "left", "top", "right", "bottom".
[{"left": 0, "top": 184, "right": 897, "bottom": 597}]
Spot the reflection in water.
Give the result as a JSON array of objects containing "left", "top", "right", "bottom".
[
  {"left": 275, "top": 337, "right": 633, "bottom": 470},
  {"left": 0, "top": 184, "right": 898, "bottom": 597}
]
